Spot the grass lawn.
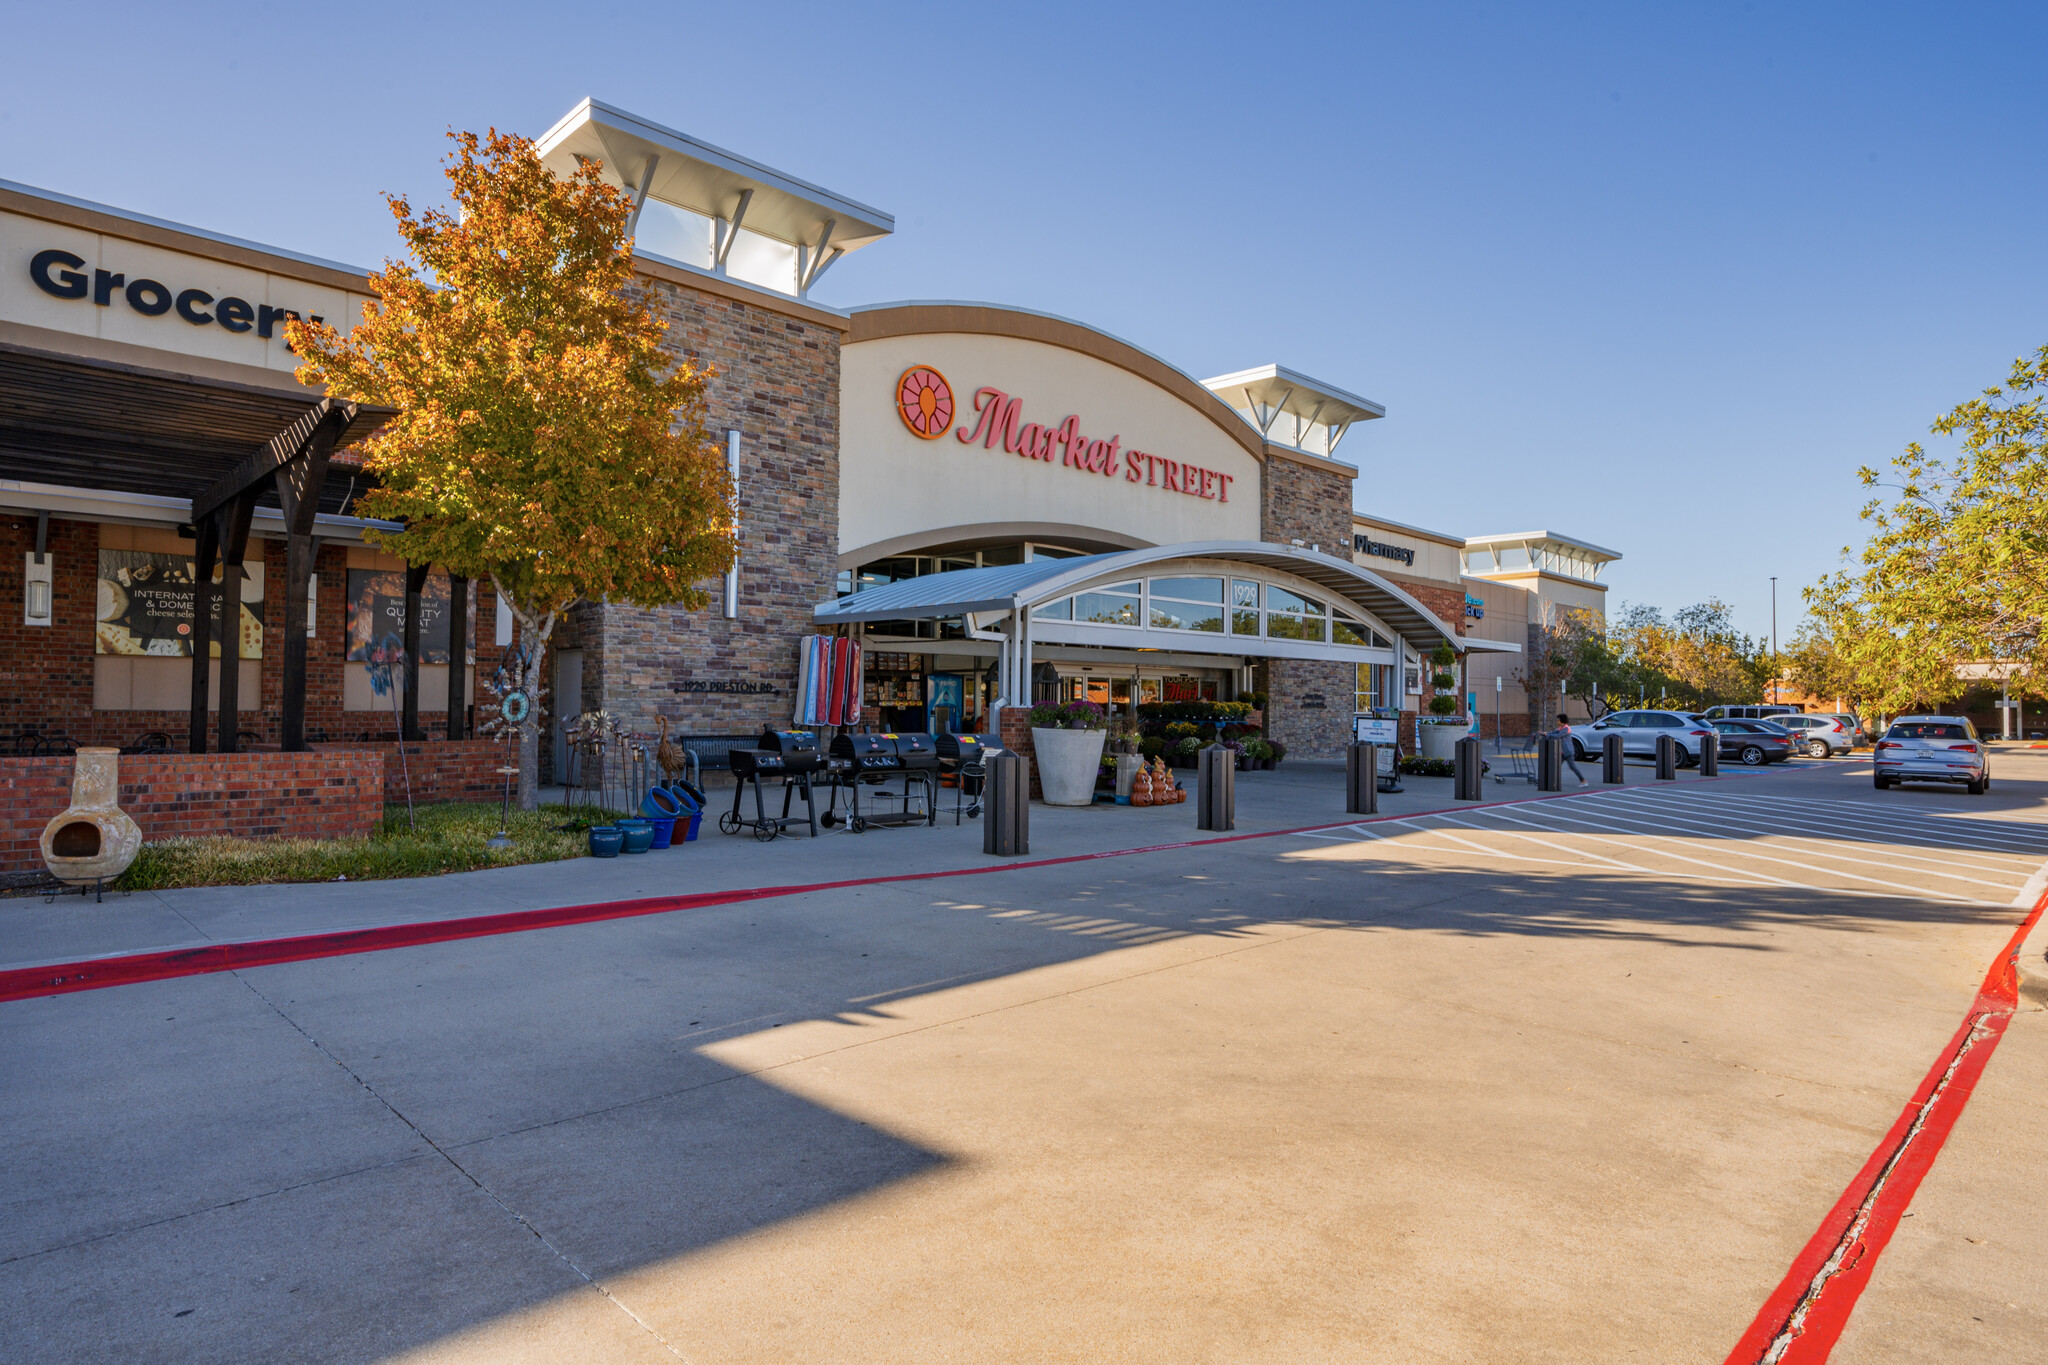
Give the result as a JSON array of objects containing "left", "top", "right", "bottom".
[{"left": 115, "top": 801, "right": 637, "bottom": 890}]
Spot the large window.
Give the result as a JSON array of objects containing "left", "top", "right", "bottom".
[
  {"left": 1230, "top": 580, "right": 1261, "bottom": 636},
  {"left": 1355, "top": 661, "right": 1397, "bottom": 711},
  {"left": 1074, "top": 581, "right": 1142, "bottom": 626},
  {"left": 1265, "top": 586, "right": 1326, "bottom": 642},
  {"left": 1332, "top": 613, "right": 1389, "bottom": 649},
  {"left": 1148, "top": 576, "right": 1223, "bottom": 633}
]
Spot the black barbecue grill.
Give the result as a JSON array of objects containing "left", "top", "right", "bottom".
[
  {"left": 935, "top": 733, "right": 987, "bottom": 822},
  {"left": 822, "top": 732, "right": 937, "bottom": 831},
  {"left": 721, "top": 729, "right": 827, "bottom": 840}
]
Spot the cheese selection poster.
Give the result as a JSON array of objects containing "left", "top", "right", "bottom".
[
  {"left": 95, "top": 550, "right": 264, "bottom": 658},
  {"left": 344, "top": 570, "right": 475, "bottom": 665}
]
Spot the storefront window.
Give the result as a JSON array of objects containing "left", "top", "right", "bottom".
[
  {"left": 1332, "top": 615, "right": 1388, "bottom": 648},
  {"left": 1356, "top": 662, "right": 1397, "bottom": 711},
  {"left": 1074, "top": 582, "right": 1141, "bottom": 626},
  {"left": 1265, "top": 587, "right": 1326, "bottom": 642},
  {"left": 1148, "top": 576, "right": 1223, "bottom": 632},
  {"left": 1230, "top": 580, "right": 1260, "bottom": 635},
  {"left": 1032, "top": 597, "right": 1072, "bottom": 620}
]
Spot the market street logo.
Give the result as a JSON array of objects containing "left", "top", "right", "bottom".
[
  {"left": 29, "top": 248, "right": 322, "bottom": 340},
  {"left": 1353, "top": 534, "right": 1416, "bottom": 566},
  {"left": 915, "top": 373, "right": 1235, "bottom": 503},
  {"left": 895, "top": 365, "right": 955, "bottom": 439}
]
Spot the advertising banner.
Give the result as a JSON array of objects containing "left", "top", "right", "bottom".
[
  {"left": 344, "top": 570, "right": 475, "bottom": 665},
  {"left": 95, "top": 550, "right": 263, "bottom": 658}
]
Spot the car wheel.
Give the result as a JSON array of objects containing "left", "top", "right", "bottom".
[
  {"left": 1967, "top": 777, "right": 1987, "bottom": 795},
  {"left": 1874, "top": 774, "right": 1891, "bottom": 789},
  {"left": 1570, "top": 740, "right": 1587, "bottom": 762},
  {"left": 1740, "top": 745, "right": 1765, "bottom": 766},
  {"left": 1806, "top": 739, "right": 1831, "bottom": 759}
]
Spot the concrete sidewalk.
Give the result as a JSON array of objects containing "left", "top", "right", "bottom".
[{"left": 0, "top": 755, "right": 1776, "bottom": 974}]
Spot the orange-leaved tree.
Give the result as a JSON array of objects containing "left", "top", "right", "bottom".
[{"left": 290, "top": 129, "right": 734, "bottom": 808}]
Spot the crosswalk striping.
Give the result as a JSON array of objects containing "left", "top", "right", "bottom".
[{"left": 1286, "top": 786, "right": 2044, "bottom": 906}]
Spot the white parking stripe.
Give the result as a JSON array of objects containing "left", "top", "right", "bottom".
[
  {"left": 1638, "top": 789, "right": 2048, "bottom": 856},
  {"left": 1582, "top": 800, "right": 2030, "bottom": 893},
  {"left": 1462, "top": 805, "right": 1791, "bottom": 889},
  {"left": 1383, "top": 818, "right": 1628, "bottom": 872},
  {"left": 1711, "top": 790, "right": 2048, "bottom": 843},
  {"left": 1471, "top": 799, "right": 1998, "bottom": 905},
  {"left": 1661, "top": 794, "right": 2042, "bottom": 878}
]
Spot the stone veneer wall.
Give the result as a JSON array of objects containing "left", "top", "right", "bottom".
[
  {"left": 559, "top": 274, "right": 842, "bottom": 748},
  {"left": 1259, "top": 453, "right": 1362, "bottom": 759}
]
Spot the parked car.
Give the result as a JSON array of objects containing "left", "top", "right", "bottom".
[
  {"left": 1703, "top": 705, "right": 1799, "bottom": 721},
  {"left": 1700, "top": 718, "right": 1793, "bottom": 765},
  {"left": 1816, "top": 713, "right": 1868, "bottom": 746},
  {"left": 1567, "top": 710, "right": 1717, "bottom": 765},
  {"left": 1872, "top": 717, "right": 1990, "bottom": 794},
  {"left": 1772, "top": 713, "right": 1858, "bottom": 758}
]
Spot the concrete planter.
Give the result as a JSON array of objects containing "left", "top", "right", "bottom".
[
  {"left": 1031, "top": 727, "right": 1107, "bottom": 806},
  {"left": 1418, "top": 722, "right": 1466, "bottom": 761}
]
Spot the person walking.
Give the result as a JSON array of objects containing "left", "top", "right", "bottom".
[{"left": 1552, "top": 713, "right": 1587, "bottom": 786}]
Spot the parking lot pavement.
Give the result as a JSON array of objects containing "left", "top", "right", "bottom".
[{"left": 4, "top": 758, "right": 2045, "bottom": 1362}]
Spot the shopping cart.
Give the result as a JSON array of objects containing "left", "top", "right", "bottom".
[{"left": 1495, "top": 735, "right": 1539, "bottom": 784}]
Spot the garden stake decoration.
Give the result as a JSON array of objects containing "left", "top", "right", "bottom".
[{"left": 365, "top": 633, "right": 416, "bottom": 831}]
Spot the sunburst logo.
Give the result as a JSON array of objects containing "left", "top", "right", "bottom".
[{"left": 896, "top": 365, "right": 955, "bottom": 439}]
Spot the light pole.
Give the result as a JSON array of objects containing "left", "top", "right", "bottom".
[
  {"left": 1496, "top": 674, "right": 1503, "bottom": 749},
  {"left": 1769, "top": 577, "right": 1778, "bottom": 703}
]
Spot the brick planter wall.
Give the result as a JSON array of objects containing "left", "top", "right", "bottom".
[
  {"left": 316, "top": 738, "right": 511, "bottom": 805},
  {"left": 998, "top": 708, "right": 1042, "bottom": 799},
  {"left": 1, "top": 750, "right": 383, "bottom": 873}
]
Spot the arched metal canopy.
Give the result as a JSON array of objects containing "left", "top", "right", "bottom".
[{"left": 814, "top": 540, "right": 1471, "bottom": 654}]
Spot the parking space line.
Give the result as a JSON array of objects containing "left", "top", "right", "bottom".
[
  {"left": 1641, "top": 797, "right": 2040, "bottom": 888},
  {"left": 1704, "top": 793, "right": 2048, "bottom": 851},
  {"left": 1473, "top": 801, "right": 1996, "bottom": 905}
]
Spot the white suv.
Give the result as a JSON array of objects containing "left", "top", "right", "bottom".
[
  {"left": 1873, "top": 717, "right": 1990, "bottom": 794},
  {"left": 1773, "top": 713, "right": 1857, "bottom": 758}
]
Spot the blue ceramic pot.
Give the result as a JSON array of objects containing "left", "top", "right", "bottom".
[
  {"left": 587, "top": 826, "right": 624, "bottom": 858},
  {"left": 684, "top": 812, "right": 702, "bottom": 842},
  {"left": 646, "top": 815, "right": 676, "bottom": 849},
  {"left": 617, "top": 819, "right": 655, "bottom": 854},
  {"left": 642, "top": 787, "right": 684, "bottom": 819}
]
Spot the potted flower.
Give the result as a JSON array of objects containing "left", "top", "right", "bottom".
[
  {"left": 1029, "top": 700, "right": 1109, "bottom": 806},
  {"left": 1241, "top": 737, "right": 1275, "bottom": 770},
  {"left": 1418, "top": 643, "right": 1467, "bottom": 760}
]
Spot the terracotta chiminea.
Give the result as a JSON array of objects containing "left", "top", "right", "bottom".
[{"left": 41, "top": 748, "right": 143, "bottom": 887}]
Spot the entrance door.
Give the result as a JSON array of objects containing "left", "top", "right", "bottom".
[{"left": 552, "top": 648, "right": 582, "bottom": 784}]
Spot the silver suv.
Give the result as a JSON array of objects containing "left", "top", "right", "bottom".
[
  {"left": 1569, "top": 711, "right": 1717, "bottom": 765},
  {"left": 1773, "top": 713, "right": 1858, "bottom": 758},
  {"left": 1873, "top": 717, "right": 1990, "bottom": 794}
]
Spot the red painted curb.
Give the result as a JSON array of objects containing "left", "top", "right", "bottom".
[
  {"left": 1724, "top": 887, "right": 2048, "bottom": 1364},
  {"left": 0, "top": 780, "right": 1638, "bottom": 1006}
]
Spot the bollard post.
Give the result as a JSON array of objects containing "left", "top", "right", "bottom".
[
  {"left": 1698, "top": 729, "right": 1719, "bottom": 776},
  {"left": 1537, "top": 735, "right": 1562, "bottom": 792},
  {"left": 1656, "top": 733, "right": 1678, "bottom": 780},
  {"left": 983, "top": 749, "right": 1030, "bottom": 855},
  {"left": 1454, "top": 735, "right": 1484, "bottom": 801},
  {"left": 1198, "top": 744, "right": 1236, "bottom": 830},
  {"left": 1603, "top": 732, "right": 1625, "bottom": 784},
  {"left": 1346, "top": 742, "right": 1379, "bottom": 815}
]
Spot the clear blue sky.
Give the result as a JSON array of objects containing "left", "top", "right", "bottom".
[{"left": 5, "top": 1, "right": 2043, "bottom": 645}]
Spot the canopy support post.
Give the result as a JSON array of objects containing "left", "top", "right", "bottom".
[
  {"left": 401, "top": 562, "right": 430, "bottom": 741},
  {"left": 212, "top": 494, "right": 257, "bottom": 753},
  {"left": 187, "top": 517, "right": 220, "bottom": 754}
]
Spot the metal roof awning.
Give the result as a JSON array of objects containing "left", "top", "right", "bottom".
[
  {"left": 815, "top": 540, "right": 1469, "bottom": 654},
  {"left": 535, "top": 99, "right": 894, "bottom": 262},
  {"left": 1202, "top": 363, "right": 1383, "bottom": 461}
]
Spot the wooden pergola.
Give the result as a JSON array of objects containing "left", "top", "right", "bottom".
[{"left": 0, "top": 341, "right": 473, "bottom": 754}]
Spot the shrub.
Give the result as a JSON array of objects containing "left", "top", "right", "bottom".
[
  {"left": 1139, "top": 736, "right": 1166, "bottom": 759},
  {"left": 1268, "top": 739, "right": 1288, "bottom": 763},
  {"left": 1163, "top": 721, "right": 1202, "bottom": 740},
  {"left": 1242, "top": 737, "right": 1274, "bottom": 760},
  {"left": 1174, "top": 735, "right": 1202, "bottom": 755},
  {"left": 1029, "top": 700, "right": 1107, "bottom": 730},
  {"left": 1427, "top": 694, "right": 1461, "bottom": 717}
]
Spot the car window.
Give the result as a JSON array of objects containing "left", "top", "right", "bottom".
[
  {"left": 1887, "top": 722, "right": 1967, "bottom": 740},
  {"left": 1650, "top": 713, "right": 1685, "bottom": 727},
  {"left": 1599, "top": 713, "right": 1634, "bottom": 726}
]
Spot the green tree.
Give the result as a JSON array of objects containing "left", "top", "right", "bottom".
[
  {"left": 289, "top": 129, "right": 735, "bottom": 808},
  {"left": 1804, "top": 343, "right": 2048, "bottom": 715}
]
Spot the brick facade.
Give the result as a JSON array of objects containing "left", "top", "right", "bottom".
[
  {"left": 561, "top": 272, "right": 844, "bottom": 748},
  {"left": 0, "top": 513, "right": 513, "bottom": 754},
  {"left": 2, "top": 750, "right": 383, "bottom": 873},
  {"left": 1259, "top": 453, "right": 1355, "bottom": 551}
]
